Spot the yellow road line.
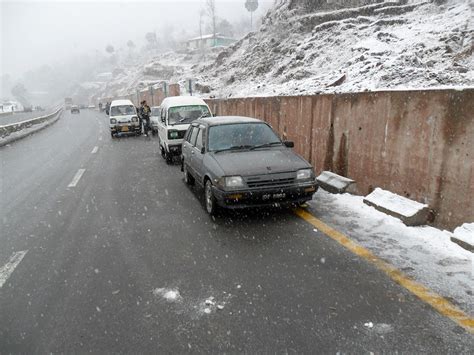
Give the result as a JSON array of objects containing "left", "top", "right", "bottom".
[{"left": 294, "top": 207, "right": 474, "bottom": 334}]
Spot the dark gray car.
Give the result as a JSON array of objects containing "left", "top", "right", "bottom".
[{"left": 181, "top": 116, "right": 318, "bottom": 215}]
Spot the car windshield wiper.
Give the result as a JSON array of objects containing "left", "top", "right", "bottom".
[
  {"left": 249, "top": 142, "right": 283, "bottom": 150},
  {"left": 213, "top": 145, "right": 253, "bottom": 154}
]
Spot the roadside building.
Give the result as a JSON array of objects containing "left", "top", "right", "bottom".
[{"left": 184, "top": 33, "right": 237, "bottom": 50}]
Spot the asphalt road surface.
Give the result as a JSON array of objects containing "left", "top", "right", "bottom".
[{"left": 1, "top": 109, "right": 473, "bottom": 353}]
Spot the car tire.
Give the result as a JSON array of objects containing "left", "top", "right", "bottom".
[
  {"left": 183, "top": 163, "right": 195, "bottom": 185},
  {"left": 111, "top": 132, "right": 115, "bottom": 138},
  {"left": 161, "top": 146, "right": 166, "bottom": 159},
  {"left": 165, "top": 152, "right": 173, "bottom": 164},
  {"left": 204, "top": 179, "right": 218, "bottom": 215}
]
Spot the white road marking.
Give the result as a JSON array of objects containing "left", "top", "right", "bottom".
[
  {"left": 68, "top": 169, "right": 86, "bottom": 188},
  {"left": 91, "top": 146, "right": 98, "bottom": 154},
  {"left": 0, "top": 250, "right": 28, "bottom": 288}
]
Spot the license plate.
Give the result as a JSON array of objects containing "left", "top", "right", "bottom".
[
  {"left": 262, "top": 193, "right": 286, "bottom": 200},
  {"left": 121, "top": 126, "right": 129, "bottom": 132}
]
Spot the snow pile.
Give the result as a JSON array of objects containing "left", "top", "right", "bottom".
[{"left": 152, "top": 287, "right": 182, "bottom": 302}]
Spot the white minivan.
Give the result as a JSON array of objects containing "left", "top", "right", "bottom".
[
  {"left": 158, "top": 96, "right": 212, "bottom": 163},
  {"left": 109, "top": 99, "right": 140, "bottom": 137}
]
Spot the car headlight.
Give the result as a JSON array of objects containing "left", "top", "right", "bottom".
[
  {"left": 296, "top": 169, "right": 313, "bottom": 180},
  {"left": 218, "top": 176, "right": 245, "bottom": 189},
  {"left": 168, "top": 130, "right": 179, "bottom": 139},
  {"left": 110, "top": 118, "right": 117, "bottom": 124},
  {"left": 131, "top": 116, "right": 138, "bottom": 122}
]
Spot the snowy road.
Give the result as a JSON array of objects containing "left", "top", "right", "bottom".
[{"left": 0, "top": 109, "right": 472, "bottom": 352}]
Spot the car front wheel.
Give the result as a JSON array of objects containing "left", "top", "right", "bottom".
[{"left": 204, "top": 179, "right": 218, "bottom": 215}]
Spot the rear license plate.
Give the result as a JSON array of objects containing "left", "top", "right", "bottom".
[{"left": 121, "top": 126, "right": 129, "bottom": 132}]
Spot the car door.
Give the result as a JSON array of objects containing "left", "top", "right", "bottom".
[
  {"left": 191, "top": 126, "right": 206, "bottom": 183},
  {"left": 182, "top": 125, "right": 195, "bottom": 169},
  {"left": 186, "top": 125, "right": 200, "bottom": 178},
  {"left": 157, "top": 107, "right": 167, "bottom": 146}
]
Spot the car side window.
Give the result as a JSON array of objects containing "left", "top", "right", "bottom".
[
  {"left": 195, "top": 129, "right": 203, "bottom": 150},
  {"left": 161, "top": 108, "right": 166, "bottom": 122},
  {"left": 190, "top": 127, "right": 199, "bottom": 146},
  {"left": 186, "top": 127, "right": 194, "bottom": 142}
]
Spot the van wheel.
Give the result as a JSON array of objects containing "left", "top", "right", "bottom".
[
  {"left": 183, "top": 163, "right": 194, "bottom": 185},
  {"left": 205, "top": 180, "right": 218, "bottom": 215},
  {"left": 165, "top": 152, "right": 173, "bottom": 164},
  {"left": 161, "top": 146, "right": 166, "bottom": 159}
]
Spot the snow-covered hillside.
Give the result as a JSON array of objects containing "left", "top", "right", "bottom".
[{"left": 99, "top": 0, "right": 473, "bottom": 99}]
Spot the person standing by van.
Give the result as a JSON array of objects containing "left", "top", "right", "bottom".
[{"left": 140, "top": 100, "right": 151, "bottom": 136}]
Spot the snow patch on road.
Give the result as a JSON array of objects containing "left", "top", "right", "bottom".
[
  {"left": 153, "top": 288, "right": 182, "bottom": 302},
  {"left": 308, "top": 190, "right": 473, "bottom": 315}
]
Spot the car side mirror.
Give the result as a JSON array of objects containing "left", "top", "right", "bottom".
[
  {"left": 201, "top": 147, "right": 205, "bottom": 154},
  {"left": 284, "top": 141, "right": 294, "bottom": 148}
]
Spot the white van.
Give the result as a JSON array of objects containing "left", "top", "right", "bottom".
[
  {"left": 158, "top": 96, "right": 212, "bottom": 163},
  {"left": 109, "top": 99, "right": 140, "bottom": 137}
]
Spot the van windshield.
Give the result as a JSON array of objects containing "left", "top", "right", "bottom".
[
  {"left": 168, "top": 105, "right": 211, "bottom": 125},
  {"left": 110, "top": 105, "right": 135, "bottom": 116}
]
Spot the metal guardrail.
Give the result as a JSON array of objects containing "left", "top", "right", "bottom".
[{"left": 0, "top": 107, "right": 63, "bottom": 138}]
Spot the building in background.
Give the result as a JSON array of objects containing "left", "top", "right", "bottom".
[{"left": 184, "top": 33, "right": 237, "bottom": 50}]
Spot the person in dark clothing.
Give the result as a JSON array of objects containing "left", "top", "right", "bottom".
[{"left": 140, "top": 100, "right": 151, "bottom": 136}]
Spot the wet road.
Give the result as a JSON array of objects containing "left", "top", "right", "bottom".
[{"left": 1, "top": 109, "right": 473, "bottom": 353}]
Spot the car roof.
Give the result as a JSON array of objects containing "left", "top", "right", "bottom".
[
  {"left": 161, "top": 96, "right": 208, "bottom": 108},
  {"left": 195, "top": 116, "right": 263, "bottom": 126},
  {"left": 110, "top": 99, "right": 134, "bottom": 107}
]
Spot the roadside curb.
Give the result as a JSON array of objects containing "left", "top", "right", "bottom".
[
  {"left": 0, "top": 112, "right": 62, "bottom": 148},
  {"left": 363, "top": 187, "right": 430, "bottom": 226},
  {"left": 316, "top": 171, "right": 356, "bottom": 194}
]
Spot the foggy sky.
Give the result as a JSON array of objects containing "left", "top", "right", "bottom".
[{"left": 1, "top": 0, "right": 274, "bottom": 79}]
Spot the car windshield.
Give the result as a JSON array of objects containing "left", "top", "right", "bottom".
[
  {"left": 168, "top": 105, "right": 210, "bottom": 125},
  {"left": 151, "top": 107, "right": 160, "bottom": 116},
  {"left": 208, "top": 123, "right": 281, "bottom": 152},
  {"left": 110, "top": 105, "right": 135, "bottom": 116}
]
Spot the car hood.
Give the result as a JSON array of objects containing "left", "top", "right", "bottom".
[
  {"left": 167, "top": 124, "right": 189, "bottom": 131},
  {"left": 210, "top": 148, "right": 311, "bottom": 176}
]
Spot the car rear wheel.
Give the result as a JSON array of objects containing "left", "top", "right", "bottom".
[
  {"left": 183, "top": 163, "right": 195, "bottom": 185},
  {"left": 205, "top": 180, "right": 218, "bottom": 215}
]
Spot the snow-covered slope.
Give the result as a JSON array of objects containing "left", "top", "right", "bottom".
[{"left": 99, "top": 0, "right": 473, "bottom": 99}]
